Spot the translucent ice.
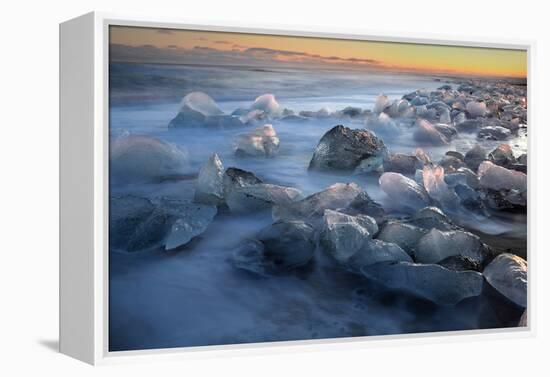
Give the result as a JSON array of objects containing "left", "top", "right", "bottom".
[
  {"left": 413, "top": 119, "right": 448, "bottom": 146},
  {"left": 250, "top": 94, "right": 282, "bottom": 116},
  {"left": 226, "top": 183, "right": 303, "bottom": 213},
  {"left": 379, "top": 172, "right": 431, "bottom": 210},
  {"left": 194, "top": 153, "right": 225, "bottom": 205},
  {"left": 415, "top": 228, "right": 484, "bottom": 264},
  {"left": 373, "top": 94, "right": 391, "bottom": 113},
  {"left": 110, "top": 134, "right": 187, "bottom": 184},
  {"left": 235, "top": 124, "right": 280, "bottom": 157},
  {"left": 483, "top": 253, "right": 527, "bottom": 307}
]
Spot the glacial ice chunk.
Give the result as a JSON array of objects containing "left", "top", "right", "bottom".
[
  {"left": 226, "top": 183, "right": 303, "bottom": 213},
  {"left": 483, "top": 253, "right": 527, "bottom": 308},
  {"left": 379, "top": 172, "right": 431, "bottom": 210},
  {"left": 478, "top": 161, "right": 527, "bottom": 192},
  {"left": 194, "top": 153, "right": 224, "bottom": 205},
  {"left": 110, "top": 134, "right": 187, "bottom": 184},
  {"left": 361, "top": 262, "right": 484, "bottom": 305},
  {"left": 365, "top": 112, "right": 400, "bottom": 136},
  {"left": 319, "top": 209, "right": 378, "bottom": 262},
  {"left": 169, "top": 92, "right": 243, "bottom": 128},
  {"left": 250, "top": 94, "right": 282, "bottom": 116},
  {"left": 347, "top": 240, "right": 412, "bottom": 272},
  {"left": 466, "top": 101, "right": 487, "bottom": 117},
  {"left": 413, "top": 119, "right": 448, "bottom": 146},
  {"left": 373, "top": 94, "right": 391, "bottom": 113},
  {"left": 272, "top": 182, "right": 363, "bottom": 224},
  {"left": 164, "top": 203, "right": 218, "bottom": 250},
  {"left": 376, "top": 221, "right": 427, "bottom": 256},
  {"left": 415, "top": 228, "right": 484, "bottom": 264},
  {"left": 235, "top": 124, "right": 280, "bottom": 157}
]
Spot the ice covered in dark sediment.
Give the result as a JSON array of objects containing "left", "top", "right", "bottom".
[
  {"left": 194, "top": 153, "right": 224, "bottom": 205},
  {"left": 222, "top": 167, "right": 263, "bottom": 198},
  {"left": 376, "top": 221, "right": 427, "bottom": 257},
  {"left": 272, "top": 182, "right": 364, "bottom": 224},
  {"left": 410, "top": 206, "right": 454, "bottom": 231},
  {"left": 455, "top": 119, "right": 484, "bottom": 133},
  {"left": 338, "top": 191, "right": 386, "bottom": 223},
  {"left": 225, "top": 183, "right": 303, "bottom": 213},
  {"left": 232, "top": 221, "right": 316, "bottom": 274},
  {"left": 110, "top": 134, "right": 188, "bottom": 184},
  {"left": 110, "top": 196, "right": 217, "bottom": 252},
  {"left": 360, "top": 261, "right": 484, "bottom": 305},
  {"left": 383, "top": 153, "right": 424, "bottom": 175},
  {"left": 483, "top": 253, "right": 527, "bottom": 308},
  {"left": 250, "top": 94, "right": 282, "bottom": 117},
  {"left": 437, "top": 255, "right": 481, "bottom": 272},
  {"left": 414, "top": 228, "right": 484, "bottom": 264},
  {"left": 365, "top": 113, "right": 400, "bottom": 136},
  {"left": 347, "top": 239, "right": 412, "bottom": 272},
  {"left": 489, "top": 144, "right": 516, "bottom": 168},
  {"left": 234, "top": 124, "right": 280, "bottom": 157},
  {"left": 379, "top": 172, "right": 431, "bottom": 211},
  {"left": 464, "top": 145, "right": 487, "bottom": 171},
  {"left": 439, "top": 154, "right": 467, "bottom": 173},
  {"left": 335, "top": 106, "right": 366, "bottom": 119},
  {"left": 478, "top": 161, "right": 527, "bottom": 192},
  {"left": 466, "top": 101, "right": 487, "bottom": 118},
  {"left": 478, "top": 126, "right": 511, "bottom": 140},
  {"left": 373, "top": 94, "right": 391, "bottom": 113},
  {"left": 308, "top": 125, "right": 387, "bottom": 173},
  {"left": 168, "top": 92, "right": 243, "bottom": 128},
  {"left": 319, "top": 209, "right": 377, "bottom": 263},
  {"left": 413, "top": 119, "right": 449, "bottom": 146},
  {"left": 433, "top": 123, "right": 457, "bottom": 140}
]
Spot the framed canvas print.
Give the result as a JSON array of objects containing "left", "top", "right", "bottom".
[{"left": 59, "top": 12, "right": 533, "bottom": 365}]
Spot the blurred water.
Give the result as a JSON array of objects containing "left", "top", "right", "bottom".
[{"left": 109, "top": 63, "right": 526, "bottom": 351}]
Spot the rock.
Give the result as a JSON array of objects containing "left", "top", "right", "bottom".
[
  {"left": 413, "top": 119, "right": 449, "bottom": 145},
  {"left": 379, "top": 172, "right": 431, "bottom": 210},
  {"left": 109, "top": 195, "right": 156, "bottom": 251},
  {"left": 373, "top": 94, "right": 391, "bottom": 113},
  {"left": 250, "top": 94, "right": 282, "bottom": 116},
  {"left": 464, "top": 145, "right": 487, "bottom": 171},
  {"left": 478, "top": 126, "right": 511, "bottom": 140},
  {"left": 361, "top": 262, "right": 484, "bottom": 305},
  {"left": 457, "top": 167, "right": 480, "bottom": 189},
  {"left": 169, "top": 92, "right": 242, "bottom": 128},
  {"left": 308, "top": 125, "right": 387, "bottom": 172},
  {"left": 338, "top": 106, "right": 364, "bottom": 118},
  {"left": 365, "top": 113, "right": 400, "bottom": 136},
  {"left": 478, "top": 161, "right": 527, "bottom": 192},
  {"left": 194, "top": 153, "right": 224, "bottom": 205},
  {"left": 347, "top": 239, "right": 412, "bottom": 272},
  {"left": 222, "top": 167, "right": 263, "bottom": 198},
  {"left": 489, "top": 144, "right": 516, "bottom": 168},
  {"left": 383, "top": 153, "right": 424, "bottom": 175},
  {"left": 376, "top": 221, "right": 427, "bottom": 256},
  {"left": 299, "top": 108, "right": 331, "bottom": 118},
  {"left": 439, "top": 155, "right": 467, "bottom": 173},
  {"left": 319, "top": 210, "right": 377, "bottom": 262},
  {"left": 415, "top": 228, "right": 484, "bottom": 264},
  {"left": 110, "top": 134, "right": 187, "bottom": 184},
  {"left": 273, "top": 182, "right": 363, "bottom": 224},
  {"left": 453, "top": 111, "right": 467, "bottom": 125},
  {"left": 226, "top": 183, "right": 303, "bottom": 213},
  {"left": 483, "top": 253, "right": 527, "bottom": 308},
  {"left": 466, "top": 101, "right": 487, "bottom": 117},
  {"left": 235, "top": 124, "right": 280, "bottom": 157},
  {"left": 232, "top": 221, "right": 316, "bottom": 274},
  {"left": 340, "top": 191, "right": 386, "bottom": 223}
]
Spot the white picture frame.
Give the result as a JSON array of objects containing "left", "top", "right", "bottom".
[{"left": 59, "top": 11, "right": 535, "bottom": 365}]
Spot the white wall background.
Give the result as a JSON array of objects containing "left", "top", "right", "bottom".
[{"left": 1, "top": 0, "right": 548, "bottom": 374}]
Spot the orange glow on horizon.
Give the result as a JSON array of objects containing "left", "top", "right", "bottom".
[{"left": 110, "top": 26, "right": 527, "bottom": 79}]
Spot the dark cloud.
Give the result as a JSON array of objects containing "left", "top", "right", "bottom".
[
  {"left": 110, "top": 43, "right": 381, "bottom": 69},
  {"left": 214, "top": 40, "right": 231, "bottom": 45}
]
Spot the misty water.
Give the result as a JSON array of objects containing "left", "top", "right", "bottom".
[{"left": 109, "top": 63, "right": 526, "bottom": 351}]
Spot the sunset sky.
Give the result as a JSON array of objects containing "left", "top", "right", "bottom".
[{"left": 110, "top": 26, "right": 527, "bottom": 78}]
